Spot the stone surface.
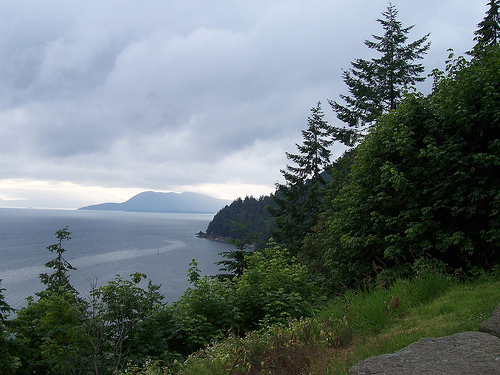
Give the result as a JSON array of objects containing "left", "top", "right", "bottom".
[
  {"left": 349, "top": 331, "right": 500, "bottom": 375},
  {"left": 479, "top": 303, "right": 500, "bottom": 338}
]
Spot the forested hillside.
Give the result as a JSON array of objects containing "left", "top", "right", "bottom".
[{"left": 200, "top": 195, "right": 275, "bottom": 249}]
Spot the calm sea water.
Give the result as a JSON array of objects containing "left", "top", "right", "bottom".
[{"left": 0, "top": 208, "right": 232, "bottom": 309}]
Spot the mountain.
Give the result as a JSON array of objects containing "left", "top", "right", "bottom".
[{"left": 78, "top": 191, "right": 231, "bottom": 214}]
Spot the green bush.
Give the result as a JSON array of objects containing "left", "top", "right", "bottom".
[
  {"left": 169, "top": 243, "right": 322, "bottom": 356},
  {"left": 235, "top": 242, "right": 321, "bottom": 331},
  {"left": 169, "top": 267, "right": 239, "bottom": 356}
]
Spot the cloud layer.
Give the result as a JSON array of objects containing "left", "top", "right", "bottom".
[{"left": 0, "top": 0, "right": 486, "bottom": 207}]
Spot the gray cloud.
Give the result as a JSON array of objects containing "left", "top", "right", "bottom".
[{"left": 0, "top": 0, "right": 487, "bottom": 206}]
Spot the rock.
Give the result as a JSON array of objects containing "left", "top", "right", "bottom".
[
  {"left": 349, "top": 331, "right": 500, "bottom": 375},
  {"left": 479, "top": 303, "right": 500, "bottom": 338}
]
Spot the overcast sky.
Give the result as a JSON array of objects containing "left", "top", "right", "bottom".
[{"left": 0, "top": 0, "right": 487, "bottom": 209}]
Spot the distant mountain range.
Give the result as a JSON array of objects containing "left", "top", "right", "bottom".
[{"left": 78, "top": 191, "right": 231, "bottom": 214}]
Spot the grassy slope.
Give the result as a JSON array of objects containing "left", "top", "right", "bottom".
[
  {"left": 133, "top": 271, "right": 500, "bottom": 375},
  {"left": 325, "top": 274, "right": 500, "bottom": 374},
  {"left": 170, "top": 275, "right": 500, "bottom": 375}
]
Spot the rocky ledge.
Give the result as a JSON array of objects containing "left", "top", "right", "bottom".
[{"left": 349, "top": 303, "right": 500, "bottom": 375}]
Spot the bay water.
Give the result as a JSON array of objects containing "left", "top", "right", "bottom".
[{"left": 0, "top": 208, "right": 232, "bottom": 310}]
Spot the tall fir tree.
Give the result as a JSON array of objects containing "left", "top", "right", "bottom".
[
  {"left": 37, "top": 226, "right": 78, "bottom": 297},
  {"left": 329, "top": 2, "right": 430, "bottom": 145},
  {"left": 269, "top": 102, "right": 333, "bottom": 255},
  {"left": 472, "top": 0, "right": 500, "bottom": 55}
]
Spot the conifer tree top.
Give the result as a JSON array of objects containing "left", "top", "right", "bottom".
[
  {"left": 472, "top": 0, "right": 500, "bottom": 55},
  {"left": 329, "top": 2, "right": 430, "bottom": 146}
]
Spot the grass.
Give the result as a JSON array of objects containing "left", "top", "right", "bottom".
[
  {"left": 323, "top": 272, "right": 500, "bottom": 374},
  {"left": 125, "top": 270, "right": 500, "bottom": 375}
]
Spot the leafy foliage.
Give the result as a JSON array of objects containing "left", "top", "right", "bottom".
[
  {"left": 9, "top": 228, "right": 178, "bottom": 375},
  {"left": 169, "top": 262, "right": 239, "bottom": 357},
  {"left": 300, "top": 149, "right": 356, "bottom": 275},
  {"left": 308, "top": 47, "right": 500, "bottom": 290},
  {"left": 6, "top": 229, "right": 322, "bottom": 375},
  {"left": 424, "top": 50, "right": 500, "bottom": 266},
  {"left": 89, "top": 273, "right": 164, "bottom": 373},
  {"left": 170, "top": 244, "right": 321, "bottom": 355},
  {"left": 13, "top": 291, "right": 88, "bottom": 374},
  {"left": 235, "top": 242, "right": 321, "bottom": 332}
]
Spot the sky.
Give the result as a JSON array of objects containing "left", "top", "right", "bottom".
[{"left": 0, "top": 0, "right": 487, "bottom": 209}]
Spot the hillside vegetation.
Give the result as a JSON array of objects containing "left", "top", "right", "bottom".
[
  {"left": 200, "top": 195, "right": 275, "bottom": 249},
  {"left": 162, "top": 270, "right": 500, "bottom": 375}
]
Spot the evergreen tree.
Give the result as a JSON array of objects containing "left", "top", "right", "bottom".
[
  {"left": 38, "top": 226, "right": 78, "bottom": 297},
  {"left": 472, "top": 0, "right": 500, "bottom": 55},
  {"left": 0, "top": 280, "right": 18, "bottom": 375},
  {"left": 215, "top": 220, "right": 253, "bottom": 280},
  {"left": 285, "top": 102, "right": 333, "bottom": 183},
  {"left": 13, "top": 228, "right": 88, "bottom": 374},
  {"left": 329, "top": 3, "right": 430, "bottom": 145},
  {"left": 0, "top": 280, "right": 13, "bottom": 322},
  {"left": 270, "top": 102, "right": 333, "bottom": 255}
]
